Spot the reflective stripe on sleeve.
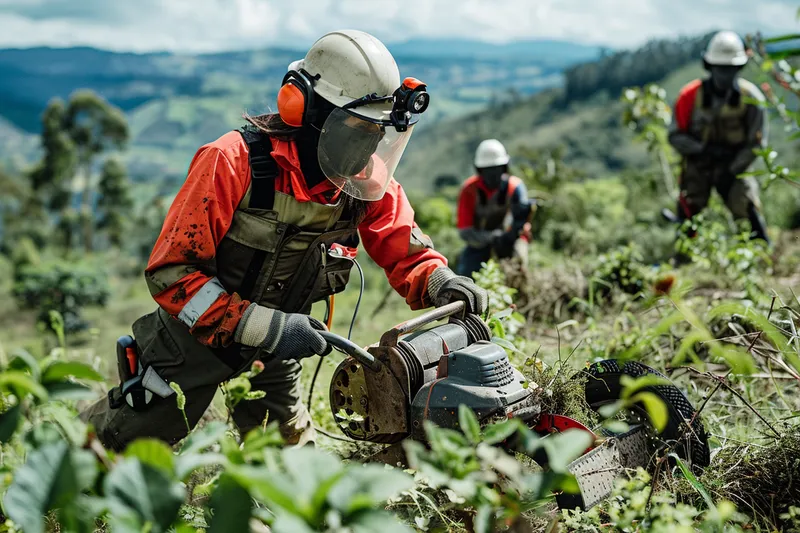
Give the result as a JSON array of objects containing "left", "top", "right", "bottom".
[{"left": 177, "top": 277, "right": 227, "bottom": 328}]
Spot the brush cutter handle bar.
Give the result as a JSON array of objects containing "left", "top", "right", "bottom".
[
  {"left": 380, "top": 300, "right": 466, "bottom": 347},
  {"left": 318, "top": 331, "right": 382, "bottom": 372}
]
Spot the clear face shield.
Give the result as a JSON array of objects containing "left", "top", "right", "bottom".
[
  {"left": 318, "top": 109, "right": 416, "bottom": 201},
  {"left": 317, "top": 78, "right": 430, "bottom": 201}
]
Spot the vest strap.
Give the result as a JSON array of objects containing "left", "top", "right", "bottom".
[{"left": 238, "top": 127, "right": 278, "bottom": 210}]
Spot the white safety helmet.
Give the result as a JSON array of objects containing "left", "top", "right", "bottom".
[
  {"left": 474, "top": 139, "right": 510, "bottom": 168},
  {"left": 703, "top": 31, "right": 748, "bottom": 67},
  {"left": 285, "top": 30, "right": 430, "bottom": 201}
]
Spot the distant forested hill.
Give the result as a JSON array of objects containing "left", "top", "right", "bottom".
[{"left": 0, "top": 39, "right": 600, "bottom": 185}]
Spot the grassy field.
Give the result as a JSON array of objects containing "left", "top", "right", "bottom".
[{"left": 2, "top": 213, "right": 799, "bottom": 529}]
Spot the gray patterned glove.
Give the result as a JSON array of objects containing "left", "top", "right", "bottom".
[
  {"left": 235, "top": 304, "right": 328, "bottom": 362},
  {"left": 427, "top": 266, "right": 488, "bottom": 315}
]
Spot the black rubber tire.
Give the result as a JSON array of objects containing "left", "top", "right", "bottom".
[{"left": 580, "top": 359, "right": 711, "bottom": 469}]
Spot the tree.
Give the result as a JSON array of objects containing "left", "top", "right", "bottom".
[
  {"left": 64, "top": 90, "right": 129, "bottom": 251},
  {"left": 28, "top": 98, "right": 76, "bottom": 211},
  {"left": 97, "top": 157, "right": 133, "bottom": 247},
  {"left": 29, "top": 91, "right": 129, "bottom": 252}
]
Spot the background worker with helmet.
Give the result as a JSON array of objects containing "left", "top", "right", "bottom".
[
  {"left": 668, "top": 30, "right": 770, "bottom": 246},
  {"left": 81, "top": 29, "right": 487, "bottom": 451},
  {"left": 456, "top": 139, "right": 532, "bottom": 277}
]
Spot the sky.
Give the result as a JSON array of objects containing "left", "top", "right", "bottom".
[{"left": 0, "top": 0, "right": 797, "bottom": 53}]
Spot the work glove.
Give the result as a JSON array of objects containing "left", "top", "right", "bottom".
[
  {"left": 235, "top": 304, "right": 328, "bottom": 362},
  {"left": 493, "top": 230, "right": 518, "bottom": 256},
  {"left": 427, "top": 266, "right": 489, "bottom": 315}
]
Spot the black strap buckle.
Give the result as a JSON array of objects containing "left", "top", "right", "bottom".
[{"left": 108, "top": 374, "right": 152, "bottom": 412}]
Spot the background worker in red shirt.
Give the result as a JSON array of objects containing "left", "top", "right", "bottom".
[
  {"left": 668, "top": 30, "right": 769, "bottom": 246},
  {"left": 456, "top": 139, "right": 532, "bottom": 277},
  {"left": 82, "top": 30, "right": 487, "bottom": 451}
]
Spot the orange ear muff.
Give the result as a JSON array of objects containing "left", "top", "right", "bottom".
[{"left": 277, "top": 82, "right": 306, "bottom": 128}]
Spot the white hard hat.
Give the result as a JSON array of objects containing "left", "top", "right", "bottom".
[
  {"left": 290, "top": 29, "right": 400, "bottom": 121},
  {"left": 474, "top": 139, "right": 510, "bottom": 168},
  {"left": 704, "top": 31, "right": 748, "bottom": 67}
]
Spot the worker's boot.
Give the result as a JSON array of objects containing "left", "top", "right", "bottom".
[{"left": 279, "top": 407, "right": 316, "bottom": 447}]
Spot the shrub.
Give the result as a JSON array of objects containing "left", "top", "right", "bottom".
[
  {"left": 12, "top": 261, "right": 110, "bottom": 333},
  {"left": 592, "top": 243, "right": 655, "bottom": 295}
]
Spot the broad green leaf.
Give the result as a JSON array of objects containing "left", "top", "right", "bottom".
[
  {"left": 70, "top": 449, "right": 99, "bottom": 492},
  {"left": 603, "top": 420, "right": 631, "bottom": 434},
  {"left": 458, "top": 404, "right": 481, "bottom": 444},
  {"left": 9, "top": 349, "right": 40, "bottom": 379},
  {"left": 41, "top": 361, "right": 103, "bottom": 384},
  {"left": 271, "top": 513, "right": 317, "bottom": 533},
  {"left": 104, "top": 458, "right": 185, "bottom": 533},
  {"left": 178, "top": 421, "right": 227, "bottom": 455},
  {"left": 631, "top": 391, "right": 668, "bottom": 433},
  {"left": 41, "top": 403, "right": 88, "bottom": 446},
  {"left": 425, "top": 422, "right": 471, "bottom": 458},
  {"left": 707, "top": 302, "right": 798, "bottom": 371},
  {"left": 25, "top": 421, "right": 64, "bottom": 448},
  {"left": 481, "top": 419, "right": 522, "bottom": 445},
  {"left": 125, "top": 439, "right": 175, "bottom": 474},
  {"left": 476, "top": 443, "right": 524, "bottom": 481},
  {"left": 474, "top": 504, "right": 493, "bottom": 533},
  {"left": 327, "top": 464, "right": 413, "bottom": 514},
  {"left": 540, "top": 430, "right": 594, "bottom": 472},
  {"left": 283, "top": 446, "right": 344, "bottom": 507},
  {"left": 228, "top": 464, "right": 302, "bottom": 517},
  {"left": 671, "top": 330, "right": 708, "bottom": 366},
  {"left": 490, "top": 308, "right": 514, "bottom": 320},
  {"left": 242, "top": 423, "right": 284, "bottom": 458},
  {"left": 597, "top": 400, "right": 624, "bottom": 420},
  {"left": 174, "top": 522, "right": 204, "bottom": 533},
  {"left": 0, "top": 404, "right": 22, "bottom": 443},
  {"left": 0, "top": 371, "right": 48, "bottom": 401},
  {"left": 175, "top": 452, "right": 228, "bottom": 480},
  {"left": 45, "top": 382, "right": 95, "bottom": 401},
  {"left": 209, "top": 474, "right": 252, "bottom": 533},
  {"left": 349, "top": 510, "right": 416, "bottom": 533},
  {"left": 491, "top": 336, "right": 525, "bottom": 354},
  {"left": 558, "top": 474, "right": 582, "bottom": 495},
  {"left": 309, "top": 468, "right": 345, "bottom": 518},
  {"left": 58, "top": 494, "right": 108, "bottom": 533},
  {"left": 4, "top": 441, "right": 76, "bottom": 533},
  {"left": 619, "top": 374, "right": 671, "bottom": 400},
  {"left": 670, "top": 453, "right": 717, "bottom": 511},
  {"left": 705, "top": 343, "right": 757, "bottom": 374}
]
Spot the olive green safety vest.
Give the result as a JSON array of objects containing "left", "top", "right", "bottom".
[
  {"left": 137, "top": 128, "right": 361, "bottom": 373},
  {"left": 473, "top": 178, "right": 518, "bottom": 232},
  {"left": 689, "top": 79, "right": 749, "bottom": 147},
  {"left": 215, "top": 128, "right": 360, "bottom": 315}
]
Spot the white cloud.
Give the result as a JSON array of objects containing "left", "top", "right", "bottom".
[{"left": 0, "top": 0, "right": 797, "bottom": 52}]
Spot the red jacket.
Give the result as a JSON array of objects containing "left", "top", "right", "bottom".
[{"left": 146, "top": 131, "right": 446, "bottom": 347}]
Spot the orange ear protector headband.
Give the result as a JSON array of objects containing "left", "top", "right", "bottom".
[{"left": 277, "top": 69, "right": 318, "bottom": 127}]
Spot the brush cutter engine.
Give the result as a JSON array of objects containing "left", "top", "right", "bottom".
[
  {"left": 328, "top": 303, "right": 538, "bottom": 443},
  {"left": 325, "top": 302, "right": 710, "bottom": 509}
]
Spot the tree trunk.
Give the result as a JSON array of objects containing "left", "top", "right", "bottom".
[{"left": 81, "top": 161, "right": 93, "bottom": 252}]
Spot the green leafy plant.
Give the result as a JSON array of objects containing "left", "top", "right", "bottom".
[
  {"left": 403, "top": 405, "right": 591, "bottom": 532},
  {"left": 562, "top": 468, "right": 746, "bottom": 532},
  {"left": 592, "top": 244, "right": 655, "bottom": 296},
  {"left": 473, "top": 259, "right": 517, "bottom": 314},
  {"left": 675, "top": 204, "right": 772, "bottom": 295},
  {"left": 12, "top": 261, "right": 110, "bottom": 333}
]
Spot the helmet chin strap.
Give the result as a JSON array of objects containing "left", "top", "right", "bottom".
[{"left": 296, "top": 100, "right": 336, "bottom": 189}]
